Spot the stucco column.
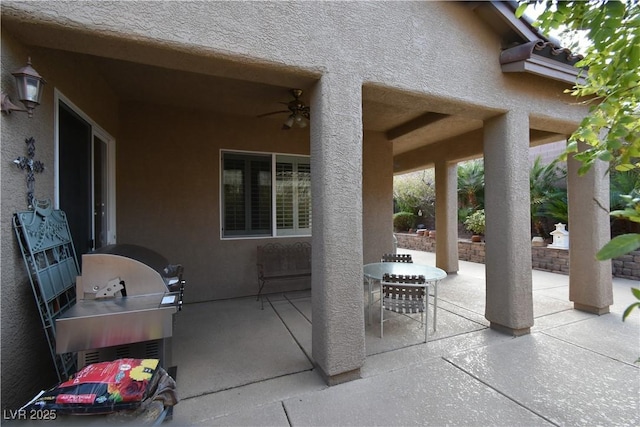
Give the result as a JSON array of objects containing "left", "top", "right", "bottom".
[
  {"left": 567, "top": 144, "right": 612, "bottom": 314},
  {"left": 310, "top": 73, "right": 365, "bottom": 385},
  {"left": 435, "top": 159, "right": 459, "bottom": 273},
  {"left": 483, "top": 111, "right": 533, "bottom": 335}
]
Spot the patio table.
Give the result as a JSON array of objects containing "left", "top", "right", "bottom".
[{"left": 364, "top": 262, "right": 447, "bottom": 327}]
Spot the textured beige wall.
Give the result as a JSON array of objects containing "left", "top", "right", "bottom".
[
  {"left": 1, "top": 35, "right": 119, "bottom": 409},
  {"left": 363, "top": 131, "right": 394, "bottom": 263},
  {"left": 1, "top": 1, "right": 587, "bottom": 127},
  {"left": 116, "top": 102, "right": 393, "bottom": 302},
  {"left": 1, "top": 0, "right": 590, "bottom": 408},
  {"left": 1, "top": 30, "right": 59, "bottom": 412},
  {"left": 117, "top": 102, "right": 311, "bottom": 302}
]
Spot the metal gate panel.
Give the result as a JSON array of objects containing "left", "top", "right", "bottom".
[{"left": 13, "top": 199, "right": 79, "bottom": 381}]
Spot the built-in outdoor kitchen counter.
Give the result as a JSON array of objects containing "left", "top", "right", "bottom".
[{"left": 56, "top": 244, "right": 185, "bottom": 368}]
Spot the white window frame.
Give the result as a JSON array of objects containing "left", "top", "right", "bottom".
[{"left": 220, "top": 149, "right": 311, "bottom": 240}]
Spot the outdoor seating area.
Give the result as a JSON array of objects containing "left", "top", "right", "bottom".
[{"left": 169, "top": 249, "right": 639, "bottom": 426}]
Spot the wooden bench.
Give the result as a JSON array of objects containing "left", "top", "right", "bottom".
[{"left": 256, "top": 242, "right": 311, "bottom": 309}]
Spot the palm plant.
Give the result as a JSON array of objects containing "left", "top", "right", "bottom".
[
  {"left": 541, "top": 190, "right": 568, "bottom": 224},
  {"left": 457, "top": 159, "right": 484, "bottom": 211},
  {"left": 530, "top": 156, "right": 566, "bottom": 236},
  {"left": 610, "top": 168, "right": 640, "bottom": 211}
]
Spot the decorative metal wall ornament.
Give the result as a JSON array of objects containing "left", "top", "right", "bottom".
[{"left": 13, "top": 137, "right": 45, "bottom": 209}]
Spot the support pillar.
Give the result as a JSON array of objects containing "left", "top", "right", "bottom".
[
  {"left": 483, "top": 111, "right": 533, "bottom": 335},
  {"left": 435, "top": 159, "right": 459, "bottom": 273},
  {"left": 310, "top": 72, "right": 365, "bottom": 385},
  {"left": 567, "top": 144, "right": 612, "bottom": 314}
]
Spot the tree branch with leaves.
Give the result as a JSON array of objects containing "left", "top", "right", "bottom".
[{"left": 517, "top": 0, "right": 640, "bottom": 319}]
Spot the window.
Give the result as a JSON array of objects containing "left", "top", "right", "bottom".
[{"left": 222, "top": 151, "right": 311, "bottom": 238}]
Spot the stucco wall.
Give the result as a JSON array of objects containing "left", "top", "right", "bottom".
[
  {"left": 1, "top": 31, "right": 58, "bottom": 413},
  {"left": 363, "top": 131, "right": 394, "bottom": 264},
  {"left": 1, "top": 35, "right": 119, "bottom": 410},
  {"left": 116, "top": 102, "right": 393, "bottom": 302},
  {"left": 1, "top": 0, "right": 592, "bottom": 409},
  {"left": 1, "top": 1, "right": 588, "bottom": 129},
  {"left": 116, "top": 102, "right": 308, "bottom": 302}
]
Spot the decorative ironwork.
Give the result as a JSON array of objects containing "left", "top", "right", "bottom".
[
  {"left": 13, "top": 198, "right": 79, "bottom": 381},
  {"left": 13, "top": 137, "right": 44, "bottom": 209}
]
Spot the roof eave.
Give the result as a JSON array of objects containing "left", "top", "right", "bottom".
[
  {"left": 501, "top": 54, "right": 586, "bottom": 85},
  {"left": 489, "top": 0, "right": 541, "bottom": 42}
]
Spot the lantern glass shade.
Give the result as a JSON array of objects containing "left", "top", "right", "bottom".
[
  {"left": 284, "top": 115, "right": 295, "bottom": 129},
  {"left": 12, "top": 59, "right": 46, "bottom": 117},
  {"left": 18, "top": 76, "right": 44, "bottom": 104}
]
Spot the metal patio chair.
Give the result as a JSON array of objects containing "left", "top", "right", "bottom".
[
  {"left": 367, "top": 253, "right": 414, "bottom": 321},
  {"left": 381, "top": 253, "right": 413, "bottom": 263},
  {"left": 380, "top": 273, "right": 429, "bottom": 343}
]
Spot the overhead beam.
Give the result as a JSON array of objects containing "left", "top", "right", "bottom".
[
  {"left": 393, "top": 129, "right": 484, "bottom": 174},
  {"left": 392, "top": 126, "right": 565, "bottom": 174},
  {"left": 386, "top": 112, "right": 450, "bottom": 141}
]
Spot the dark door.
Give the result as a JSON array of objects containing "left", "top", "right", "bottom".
[
  {"left": 59, "top": 101, "right": 92, "bottom": 255},
  {"left": 93, "top": 134, "right": 108, "bottom": 249}
]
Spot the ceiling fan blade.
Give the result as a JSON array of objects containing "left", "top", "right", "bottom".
[{"left": 256, "top": 110, "right": 289, "bottom": 118}]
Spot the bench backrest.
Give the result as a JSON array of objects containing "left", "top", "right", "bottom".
[{"left": 257, "top": 242, "right": 311, "bottom": 277}]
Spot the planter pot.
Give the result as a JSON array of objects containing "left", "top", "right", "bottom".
[
  {"left": 531, "top": 236, "right": 545, "bottom": 247},
  {"left": 471, "top": 235, "right": 482, "bottom": 242}
]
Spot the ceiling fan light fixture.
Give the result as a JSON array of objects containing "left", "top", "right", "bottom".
[
  {"left": 283, "top": 115, "right": 295, "bottom": 130},
  {"left": 293, "top": 112, "right": 308, "bottom": 128},
  {"left": 282, "top": 112, "right": 308, "bottom": 130},
  {"left": 260, "top": 88, "right": 310, "bottom": 131}
]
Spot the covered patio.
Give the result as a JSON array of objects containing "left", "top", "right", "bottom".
[
  {"left": 170, "top": 249, "right": 639, "bottom": 426},
  {"left": 1, "top": 1, "right": 618, "bottom": 409}
]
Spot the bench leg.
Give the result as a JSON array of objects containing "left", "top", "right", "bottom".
[{"left": 257, "top": 278, "right": 266, "bottom": 310}]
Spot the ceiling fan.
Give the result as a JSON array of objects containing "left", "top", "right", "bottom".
[{"left": 257, "top": 88, "right": 310, "bottom": 130}]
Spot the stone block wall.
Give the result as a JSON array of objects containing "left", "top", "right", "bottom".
[
  {"left": 531, "top": 246, "right": 570, "bottom": 274},
  {"left": 457, "top": 240, "right": 486, "bottom": 264},
  {"left": 395, "top": 233, "right": 639, "bottom": 280},
  {"left": 612, "top": 252, "right": 640, "bottom": 280}
]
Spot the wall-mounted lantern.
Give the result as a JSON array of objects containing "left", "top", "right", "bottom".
[{"left": 1, "top": 57, "right": 46, "bottom": 118}]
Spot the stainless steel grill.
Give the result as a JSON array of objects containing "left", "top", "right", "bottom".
[{"left": 55, "top": 244, "right": 184, "bottom": 368}]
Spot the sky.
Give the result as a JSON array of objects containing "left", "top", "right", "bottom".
[{"left": 523, "top": 3, "right": 592, "bottom": 55}]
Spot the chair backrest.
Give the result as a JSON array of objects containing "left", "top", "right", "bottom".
[
  {"left": 381, "top": 273, "right": 426, "bottom": 314},
  {"left": 381, "top": 253, "right": 413, "bottom": 263},
  {"left": 257, "top": 242, "right": 311, "bottom": 277}
]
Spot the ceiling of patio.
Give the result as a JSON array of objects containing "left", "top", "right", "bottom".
[
  {"left": 3, "top": 12, "right": 564, "bottom": 166},
  {"left": 93, "top": 55, "right": 497, "bottom": 157},
  {"left": 94, "top": 56, "right": 563, "bottom": 158}
]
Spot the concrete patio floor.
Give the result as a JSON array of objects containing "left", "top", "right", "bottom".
[{"left": 170, "top": 249, "right": 639, "bottom": 426}]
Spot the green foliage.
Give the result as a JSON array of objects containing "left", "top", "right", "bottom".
[
  {"left": 393, "top": 170, "right": 436, "bottom": 221},
  {"left": 464, "top": 209, "right": 486, "bottom": 235},
  {"left": 541, "top": 191, "right": 568, "bottom": 224},
  {"left": 597, "top": 189, "right": 640, "bottom": 259},
  {"left": 518, "top": 0, "right": 640, "bottom": 264},
  {"left": 622, "top": 287, "right": 640, "bottom": 322},
  {"left": 530, "top": 156, "right": 567, "bottom": 234},
  {"left": 517, "top": 1, "right": 640, "bottom": 175},
  {"left": 610, "top": 168, "right": 640, "bottom": 210},
  {"left": 597, "top": 233, "right": 640, "bottom": 260},
  {"left": 393, "top": 211, "right": 417, "bottom": 232},
  {"left": 458, "top": 206, "right": 475, "bottom": 224},
  {"left": 457, "top": 160, "right": 485, "bottom": 210}
]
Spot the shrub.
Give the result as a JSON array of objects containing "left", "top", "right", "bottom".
[
  {"left": 393, "top": 212, "right": 417, "bottom": 232},
  {"left": 464, "top": 209, "right": 485, "bottom": 235},
  {"left": 393, "top": 170, "right": 436, "bottom": 228}
]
